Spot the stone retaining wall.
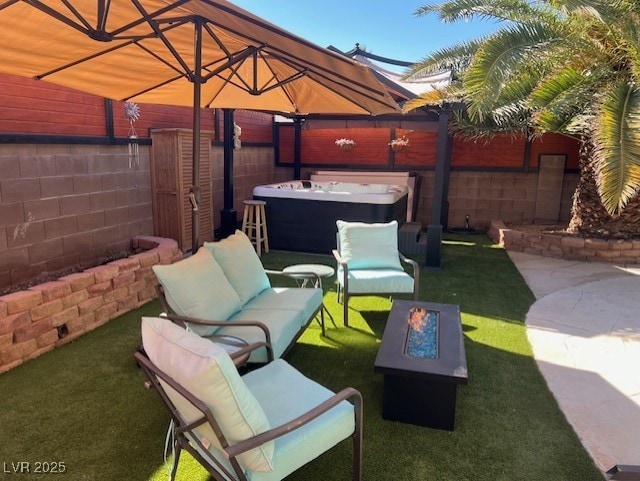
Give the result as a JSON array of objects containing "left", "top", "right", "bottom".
[
  {"left": 489, "top": 220, "right": 640, "bottom": 264},
  {"left": 0, "top": 235, "right": 182, "bottom": 373}
]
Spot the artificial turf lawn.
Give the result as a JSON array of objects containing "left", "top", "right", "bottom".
[{"left": 0, "top": 235, "right": 603, "bottom": 480}]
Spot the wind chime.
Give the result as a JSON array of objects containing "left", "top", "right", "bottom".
[{"left": 124, "top": 102, "right": 140, "bottom": 168}]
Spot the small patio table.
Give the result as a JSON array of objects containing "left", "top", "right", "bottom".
[{"left": 282, "top": 263, "right": 337, "bottom": 334}]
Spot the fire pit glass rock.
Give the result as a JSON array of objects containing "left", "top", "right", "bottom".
[{"left": 405, "top": 307, "right": 438, "bottom": 359}]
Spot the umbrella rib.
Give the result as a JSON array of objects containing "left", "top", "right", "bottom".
[
  {"left": 96, "top": 0, "right": 110, "bottom": 32},
  {"left": 135, "top": 42, "right": 186, "bottom": 77},
  {"left": 109, "top": 0, "right": 191, "bottom": 37},
  {"left": 198, "top": 1, "right": 392, "bottom": 101},
  {"left": 34, "top": 21, "right": 185, "bottom": 80},
  {"left": 22, "top": 0, "right": 94, "bottom": 37},
  {"left": 0, "top": 0, "right": 19, "bottom": 13},
  {"left": 58, "top": 0, "right": 92, "bottom": 31},
  {"left": 202, "top": 45, "right": 264, "bottom": 82},
  {"left": 257, "top": 52, "right": 306, "bottom": 97},
  {"left": 202, "top": 22, "right": 232, "bottom": 58},
  {"left": 130, "top": 0, "right": 195, "bottom": 81},
  {"left": 265, "top": 50, "right": 391, "bottom": 113},
  {"left": 123, "top": 45, "right": 262, "bottom": 102}
]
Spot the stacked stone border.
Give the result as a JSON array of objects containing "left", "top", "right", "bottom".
[
  {"left": 489, "top": 220, "right": 640, "bottom": 264},
  {"left": 0, "top": 236, "right": 182, "bottom": 374}
]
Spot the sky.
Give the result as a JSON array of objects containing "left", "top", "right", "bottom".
[{"left": 230, "top": 1, "right": 501, "bottom": 66}]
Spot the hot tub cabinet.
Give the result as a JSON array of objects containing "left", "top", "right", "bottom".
[{"left": 253, "top": 181, "right": 408, "bottom": 253}]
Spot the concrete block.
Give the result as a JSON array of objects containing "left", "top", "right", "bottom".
[
  {"left": 0, "top": 291, "right": 43, "bottom": 315},
  {"left": 30, "top": 299, "right": 63, "bottom": 321}
]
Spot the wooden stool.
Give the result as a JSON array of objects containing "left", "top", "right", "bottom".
[{"left": 241, "top": 200, "right": 269, "bottom": 256}]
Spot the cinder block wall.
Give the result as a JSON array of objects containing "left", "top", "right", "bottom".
[
  {"left": 0, "top": 236, "right": 181, "bottom": 373},
  {"left": 0, "top": 144, "right": 153, "bottom": 292},
  {"left": 297, "top": 169, "right": 578, "bottom": 231},
  {"left": 211, "top": 146, "right": 278, "bottom": 229},
  {"left": 415, "top": 171, "right": 578, "bottom": 230}
]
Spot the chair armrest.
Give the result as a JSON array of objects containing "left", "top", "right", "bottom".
[
  {"left": 332, "top": 249, "right": 347, "bottom": 267},
  {"left": 224, "top": 387, "right": 363, "bottom": 458},
  {"left": 228, "top": 341, "right": 272, "bottom": 363},
  {"left": 166, "top": 314, "right": 274, "bottom": 362},
  {"left": 398, "top": 252, "right": 420, "bottom": 299}
]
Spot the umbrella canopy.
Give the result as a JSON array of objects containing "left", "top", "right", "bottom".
[
  {"left": 0, "top": 0, "right": 400, "bottom": 253},
  {"left": 0, "top": 0, "right": 399, "bottom": 116}
]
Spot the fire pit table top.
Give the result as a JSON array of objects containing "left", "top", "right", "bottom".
[{"left": 374, "top": 300, "right": 468, "bottom": 384}]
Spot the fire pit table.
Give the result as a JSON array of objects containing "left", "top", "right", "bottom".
[{"left": 374, "top": 300, "right": 468, "bottom": 430}]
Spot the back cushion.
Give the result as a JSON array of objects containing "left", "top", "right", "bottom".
[
  {"left": 204, "top": 230, "right": 270, "bottom": 305},
  {"left": 337, "top": 220, "right": 402, "bottom": 270},
  {"left": 141, "top": 317, "right": 274, "bottom": 472},
  {"left": 152, "top": 248, "right": 242, "bottom": 336}
]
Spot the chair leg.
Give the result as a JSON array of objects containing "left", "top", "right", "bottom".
[
  {"left": 353, "top": 401, "right": 363, "bottom": 481},
  {"left": 343, "top": 291, "right": 349, "bottom": 327},
  {"left": 255, "top": 205, "right": 262, "bottom": 257},
  {"left": 170, "top": 443, "right": 182, "bottom": 481},
  {"left": 260, "top": 204, "right": 269, "bottom": 253}
]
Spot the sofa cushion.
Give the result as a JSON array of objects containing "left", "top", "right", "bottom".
[
  {"left": 243, "top": 287, "right": 323, "bottom": 328},
  {"left": 337, "top": 220, "right": 402, "bottom": 270},
  {"left": 140, "top": 316, "right": 274, "bottom": 472},
  {"left": 217, "top": 309, "right": 304, "bottom": 363},
  {"left": 337, "top": 268, "right": 414, "bottom": 294},
  {"left": 152, "top": 248, "right": 242, "bottom": 336},
  {"left": 204, "top": 230, "right": 271, "bottom": 305},
  {"left": 242, "top": 359, "right": 355, "bottom": 481}
]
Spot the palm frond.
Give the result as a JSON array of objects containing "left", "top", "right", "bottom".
[
  {"left": 528, "top": 67, "right": 602, "bottom": 133},
  {"left": 592, "top": 80, "right": 640, "bottom": 214},
  {"left": 407, "top": 39, "right": 484, "bottom": 80},
  {"left": 402, "top": 86, "right": 463, "bottom": 112},
  {"left": 450, "top": 107, "right": 529, "bottom": 139},
  {"left": 414, "top": 0, "right": 550, "bottom": 24},
  {"left": 464, "top": 20, "right": 567, "bottom": 119}
]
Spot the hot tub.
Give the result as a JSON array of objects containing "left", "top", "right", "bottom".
[{"left": 253, "top": 181, "right": 408, "bottom": 253}]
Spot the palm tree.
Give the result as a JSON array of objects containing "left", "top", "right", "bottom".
[{"left": 406, "top": 0, "right": 640, "bottom": 238}]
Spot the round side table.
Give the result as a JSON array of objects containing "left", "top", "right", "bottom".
[
  {"left": 282, "top": 264, "right": 337, "bottom": 334},
  {"left": 282, "top": 263, "right": 335, "bottom": 289}
]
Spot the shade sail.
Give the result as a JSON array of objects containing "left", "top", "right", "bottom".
[{"left": 0, "top": 0, "right": 400, "bottom": 116}]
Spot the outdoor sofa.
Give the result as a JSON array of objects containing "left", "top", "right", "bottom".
[{"left": 152, "top": 230, "right": 323, "bottom": 363}]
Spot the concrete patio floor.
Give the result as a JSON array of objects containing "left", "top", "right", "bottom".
[{"left": 509, "top": 252, "right": 640, "bottom": 474}]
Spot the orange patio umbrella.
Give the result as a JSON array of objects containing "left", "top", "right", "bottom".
[{"left": 0, "top": 0, "right": 400, "bottom": 253}]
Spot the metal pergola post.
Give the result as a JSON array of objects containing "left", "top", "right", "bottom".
[
  {"left": 425, "top": 103, "right": 463, "bottom": 269},
  {"left": 293, "top": 116, "right": 303, "bottom": 180},
  {"left": 220, "top": 108, "right": 236, "bottom": 238},
  {"left": 189, "top": 18, "right": 204, "bottom": 255}
]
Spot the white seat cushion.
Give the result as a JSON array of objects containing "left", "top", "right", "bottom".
[
  {"left": 218, "top": 309, "right": 304, "bottom": 363},
  {"left": 243, "top": 288, "right": 323, "bottom": 328},
  {"left": 242, "top": 359, "right": 355, "bottom": 481},
  {"left": 337, "top": 268, "right": 414, "bottom": 294}
]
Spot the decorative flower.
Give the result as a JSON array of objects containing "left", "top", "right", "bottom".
[
  {"left": 335, "top": 138, "right": 356, "bottom": 150},
  {"left": 389, "top": 136, "right": 410, "bottom": 151}
]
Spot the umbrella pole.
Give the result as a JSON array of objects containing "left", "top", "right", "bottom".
[{"left": 190, "top": 19, "right": 204, "bottom": 255}]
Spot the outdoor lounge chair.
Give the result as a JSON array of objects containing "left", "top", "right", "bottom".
[
  {"left": 333, "top": 220, "right": 419, "bottom": 326},
  {"left": 136, "top": 316, "right": 363, "bottom": 481}
]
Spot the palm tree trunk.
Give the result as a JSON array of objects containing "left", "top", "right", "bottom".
[{"left": 568, "top": 140, "right": 640, "bottom": 239}]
